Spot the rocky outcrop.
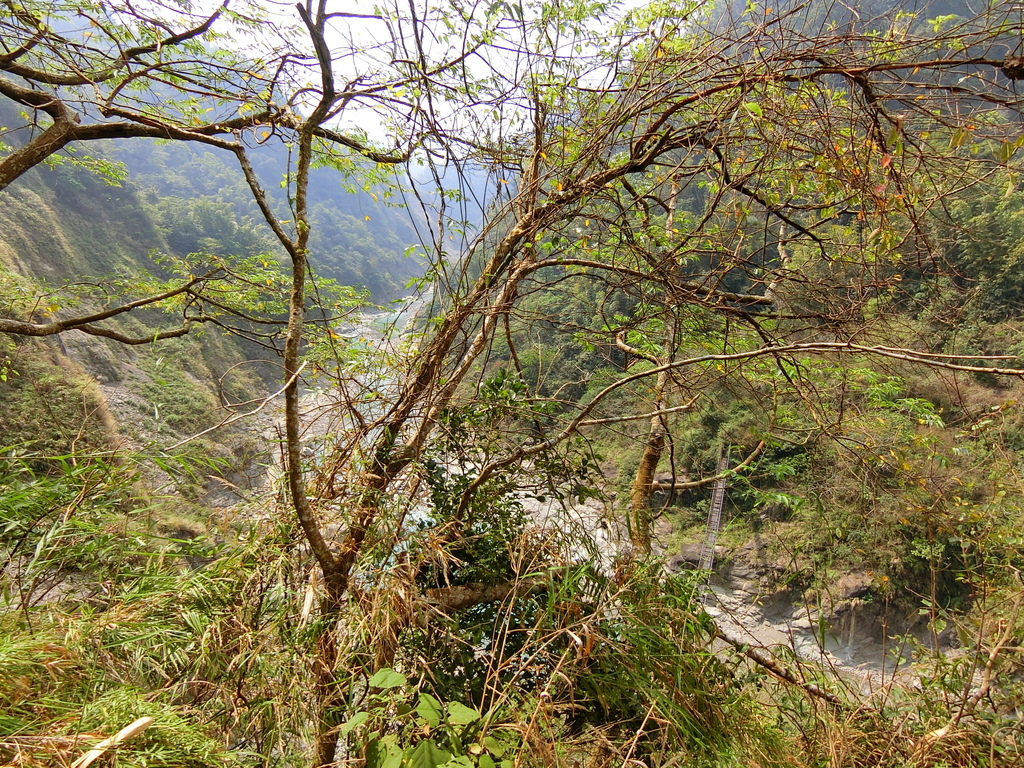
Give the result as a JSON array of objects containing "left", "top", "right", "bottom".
[{"left": 666, "top": 535, "right": 954, "bottom": 688}]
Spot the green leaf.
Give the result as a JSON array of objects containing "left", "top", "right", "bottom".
[
  {"left": 369, "top": 668, "right": 407, "bottom": 690},
  {"left": 482, "top": 737, "right": 506, "bottom": 758},
  {"left": 405, "top": 739, "right": 451, "bottom": 768},
  {"left": 367, "top": 736, "right": 403, "bottom": 768},
  {"left": 998, "top": 140, "right": 1018, "bottom": 164},
  {"left": 478, "top": 755, "right": 496, "bottom": 768},
  {"left": 339, "top": 711, "right": 368, "bottom": 736},
  {"left": 416, "top": 693, "right": 444, "bottom": 727},
  {"left": 447, "top": 702, "right": 480, "bottom": 725},
  {"left": 441, "top": 757, "right": 475, "bottom": 768}
]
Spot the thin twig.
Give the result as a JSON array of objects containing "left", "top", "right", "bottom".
[{"left": 164, "top": 362, "right": 307, "bottom": 451}]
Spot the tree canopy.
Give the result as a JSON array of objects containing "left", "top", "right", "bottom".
[{"left": 3, "top": 0, "right": 1024, "bottom": 766}]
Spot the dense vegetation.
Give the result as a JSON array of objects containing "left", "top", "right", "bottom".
[{"left": 2, "top": 0, "right": 1024, "bottom": 767}]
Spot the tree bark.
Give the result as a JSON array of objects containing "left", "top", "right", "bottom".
[
  {"left": 313, "top": 584, "right": 347, "bottom": 768},
  {"left": 629, "top": 366, "right": 670, "bottom": 553}
]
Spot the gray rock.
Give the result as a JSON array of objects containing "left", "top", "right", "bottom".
[
  {"left": 837, "top": 572, "right": 873, "bottom": 600},
  {"left": 59, "top": 334, "right": 123, "bottom": 383}
]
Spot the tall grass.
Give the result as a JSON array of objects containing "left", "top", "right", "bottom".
[
  {"left": 0, "top": 450, "right": 316, "bottom": 766},
  {"left": 3, "top": 448, "right": 1021, "bottom": 767}
]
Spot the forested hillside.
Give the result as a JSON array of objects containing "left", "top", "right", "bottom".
[
  {"left": 109, "top": 137, "right": 429, "bottom": 300},
  {"left": 2, "top": 0, "right": 1024, "bottom": 767},
  {"left": 0, "top": 90, "right": 429, "bottom": 500},
  {"left": 0, "top": 95, "right": 428, "bottom": 296}
]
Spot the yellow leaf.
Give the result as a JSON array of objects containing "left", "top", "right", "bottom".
[{"left": 364, "top": 215, "right": 371, "bottom": 221}]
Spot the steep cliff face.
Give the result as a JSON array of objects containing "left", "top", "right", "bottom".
[
  {"left": 0, "top": 116, "right": 429, "bottom": 503},
  {"left": 0, "top": 157, "right": 169, "bottom": 283},
  {"left": 0, "top": 144, "right": 270, "bottom": 502},
  {"left": 0, "top": 154, "right": 149, "bottom": 442},
  {"left": 0, "top": 336, "right": 117, "bottom": 459}
]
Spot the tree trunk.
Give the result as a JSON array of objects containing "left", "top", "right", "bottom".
[
  {"left": 312, "top": 580, "right": 347, "bottom": 768},
  {"left": 628, "top": 367, "right": 669, "bottom": 553},
  {"left": 628, "top": 178, "right": 678, "bottom": 553}
]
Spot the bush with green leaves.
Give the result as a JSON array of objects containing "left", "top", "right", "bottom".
[
  {"left": 389, "top": 554, "right": 792, "bottom": 768},
  {"left": 338, "top": 668, "right": 519, "bottom": 768}
]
